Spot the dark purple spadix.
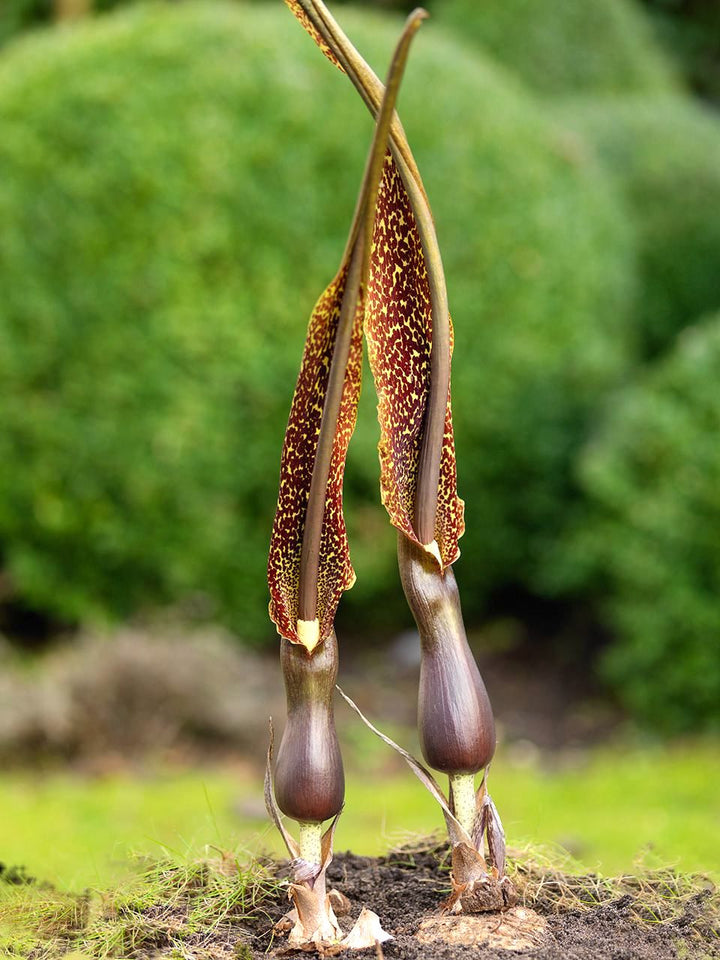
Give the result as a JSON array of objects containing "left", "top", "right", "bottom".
[
  {"left": 398, "top": 533, "right": 495, "bottom": 775},
  {"left": 274, "top": 631, "right": 345, "bottom": 824}
]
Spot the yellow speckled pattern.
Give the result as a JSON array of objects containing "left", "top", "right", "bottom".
[
  {"left": 267, "top": 265, "right": 363, "bottom": 646},
  {"left": 366, "top": 155, "right": 464, "bottom": 568},
  {"left": 284, "top": 0, "right": 346, "bottom": 73},
  {"left": 269, "top": 2, "right": 463, "bottom": 649}
]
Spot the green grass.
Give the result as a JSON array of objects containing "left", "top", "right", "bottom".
[
  {"left": 0, "top": 743, "right": 717, "bottom": 958},
  {"left": 0, "top": 855, "right": 281, "bottom": 959},
  {"left": 0, "top": 741, "right": 717, "bottom": 896}
]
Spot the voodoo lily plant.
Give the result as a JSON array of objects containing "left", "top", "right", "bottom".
[{"left": 266, "top": 0, "right": 513, "bottom": 948}]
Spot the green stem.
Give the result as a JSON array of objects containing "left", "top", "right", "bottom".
[
  {"left": 450, "top": 772, "right": 477, "bottom": 838},
  {"left": 298, "top": 821, "right": 324, "bottom": 865}
]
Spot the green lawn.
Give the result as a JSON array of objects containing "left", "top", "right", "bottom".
[{"left": 0, "top": 740, "right": 717, "bottom": 895}]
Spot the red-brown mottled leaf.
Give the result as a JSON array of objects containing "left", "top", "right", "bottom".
[
  {"left": 365, "top": 154, "right": 464, "bottom": 567},
  {"left": 284, "top": 0, "right": 346, "bottom": 73},
  {"left": 268, "top": 264, "right": 363, "bottom": 646}
]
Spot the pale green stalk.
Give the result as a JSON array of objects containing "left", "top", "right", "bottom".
[
  {"left": 450, "top": 773, "right": 477, "bottom": 838},
  {"left": 298, "top": 821, "right": 324, "bottom": 865}
]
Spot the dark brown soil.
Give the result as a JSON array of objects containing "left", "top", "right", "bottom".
[{"left": 245, "top": 847, "right": 719, "bottom": 960}]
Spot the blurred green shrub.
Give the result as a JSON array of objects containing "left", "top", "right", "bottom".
[
  {"left": 0, "top": 0, "right": 415, "bottom": 49},
  {"left": 570, "top": 316, "right": 720, "bottom": 732},
  {"left": 437, "top": 0, "right": 680, "bottom": 97},
  {"left": 560, "top": 96, "right": 720, "bottom": 356},
  {"left": 0, "top": 0, "right": 49, "bottom": 47},
  {"left": 0, "top": 1, "right": 633, "bottom": 642},
  {"left": 641, "top": 0, "right": 720, "bottom": 106}
]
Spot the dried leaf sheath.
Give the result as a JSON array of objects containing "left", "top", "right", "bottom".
[
  {"left": 366, "top": 157, "right": 464, "bottom": 568},
  {"left": 268, "top": 265, "right": 363, "bottom": 646}
]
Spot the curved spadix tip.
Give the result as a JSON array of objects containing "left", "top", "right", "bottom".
[
  {"left": 408, "top": 8, "right": 430, "bottom": 27},
  {"left": 297, "top": 618, "right": 321, "bottom": 653}
]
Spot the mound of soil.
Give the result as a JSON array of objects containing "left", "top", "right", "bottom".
[
  {"left": 244, "top": 847, "right": 719, "bottom": 960},
  {"left": 14, "top": 847, "right": 714, "bottom": 958}
]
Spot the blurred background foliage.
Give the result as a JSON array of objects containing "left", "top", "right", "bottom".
[
  {"left": 558, "top": 95, "right": 720, "bottom": 358},
  {"left": 0, "top": 0, "right": 718, "bottom": 737},
  {"left": 552, "top": 317, "right": 720, "bottom": 731},
  {"left": 440, "top": 0, "right": 683, "bottom": 96}
]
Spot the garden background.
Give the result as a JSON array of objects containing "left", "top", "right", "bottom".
[{"left": 0, "top": 0, "right": 718, "bottom": 951}]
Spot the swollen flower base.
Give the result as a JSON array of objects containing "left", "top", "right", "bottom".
[
  {"left": 272, "top": 636, "right": 345, "bottom": 941},
  {"left": 266, "top": 699, "right": 391, "bottom": 948},
  {"left": 400, "top": 532, "right": 516, "bottom": 910},
  {"left": 339, "top": 684, "right": 516, "bottom": 915},
  {"left": 274, "top": 634, "right": 344, "bottom": 827}
]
